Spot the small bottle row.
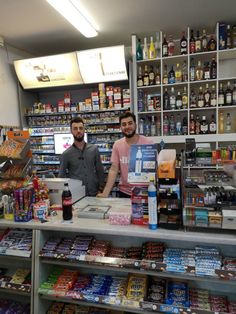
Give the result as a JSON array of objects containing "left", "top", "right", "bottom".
[
  {"left": 219, "top": 23, "right": 236, "bottom": 50},
  {"left": 218, "top": 81, "right": 236, "bottom": 106},
  {"left": 189, "top": 114, "right": 217, "bottom": 135}
]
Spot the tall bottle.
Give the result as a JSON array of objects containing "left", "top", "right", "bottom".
[
  {"left": 135, "top": 147, "right": 142, "bottom": 173},
  {"left": 163, "top": 64, "right": 168, "bottom": 84},
  {"left": 204, "top": 84, "right": 211, "bottom": 107},
  {"left": 209, "top": 114, "right": 217, "bottom": 134},
  {"left": 170, "top": 87, "right": 176, "bottom": 110},
  {"left": 143, "top": 65, "right": 149, "bottom": 86},
  {"left": 176, "top": 91, "right": 182, "bottom": 109},
  {"left": 163, "top": 88, "right": 170, "bottom": 110},
  {"left": 168, "top": 66, "right": 176, "bottom": 84},
  {"left": 210, "top": 85, "right": 217, "bottom": 107},
  {"left": 190, "top": 58, "right": 195, "bottom": 81},
  {"left": 168, "top": 35, "right": 175, "bottom": 56},
  {"left": 180, "top": 31, "right": 187, "bottom": 54},
  {"left": 155, "top": 65, "right": 161, "bottom": 85},
  {"left": 196, "top": 60, "right": 203, "bottom": 81},
  {"left": 151, "top": 116, "right": 156, "bottom": 136},
  {"left": 225, "top": 113, "right": 232, "bottom": 133},
  {"left": 210, "top": 58, "right": 217, "bottom": 79},
  {"left": 233, "top": 80, "right": 236, "bottom": 105},
  {"left": 182, "top": 86, "right": 188, "bottom": 109},
  {"left": 148, "top": 178, "right": 158, "bottom": 230},
  {"left": 136, "top": 38, "right": 143, "bottom": 61},
  {"left": 225, "top": 81, "right": 232, "bottom": 105},
  {"left": 197, "top": 86, "right": 204, "bottom": 108},
  {"left": 189, "top": 29, "right": 196, "bottom": 53},
  {"left": 201, "top": 29, "right": 208, "bottom": 51},
  {"left": 182, "top": 60, "right": 188, "bottom": 82},
  {"left": 219, "top": 112, "right": 224, "bottom": 133},
  {"left": 149, "top": 36, "right": 156, "bottom": 59},
  {"left": 137, "top": 66, "right": 143, "bottom": 87},
  {"left": 149, "top": 65, "right": 155, "bottom": 85},
  {"left": 163, "top": 114, "right": 169, "bottom": 135},
  {"left": 143, "top": 37, "right": 149, "bottom": 60},
  {"left": 218, "top": 83, "right": 225, "bottom": 106},
  {"left": 62, "top": 183, "right": 73, "bottom": 221},
  {"left": 175, "top": 63, "right": 182, "bottom": 82},
  {"left": 162, "top": 34, "right": 168, "bottom": 57},
  {"left": 195, "top": 30, "right": 202, "bottom": 52},
  {"left": 226, "top": 25, "right": 232, "bottom": 49}
]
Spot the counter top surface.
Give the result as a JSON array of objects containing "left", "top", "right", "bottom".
[{"left": 0, "top": 197, "right": 236, "bottom": 245}]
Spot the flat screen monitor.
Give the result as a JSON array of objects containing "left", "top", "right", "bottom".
[{"left": 54, "top": 133, "right": 87, "bottom": 155}]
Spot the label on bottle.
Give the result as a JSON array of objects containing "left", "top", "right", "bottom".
[
  {"left": 62, "top": 196, "right": 72, "bottom": 206},
  {"left": 182, "top": 96, "right": 188, "bottom": 108},
  {"left": 198, "top": 100, "right": 204, "bottom": 108},
  {"left": 226, "top": 94, "right": 232, "bottom": 104},
  {"left": 137, "top": 78, "right": 143, "bottom": 87},
  {"left": 143, "top": 76, "right": 149, "bottom": 86},
  {"left": 176, "top": 100, "right": 182, "bottom": 109},
  {"left": 210, "top": 122, "right": 216, "bottom": 133},
  {"left": 210, "top": 98, "right": 216, "bottom": 107},
  {"left": 148, "top": 190, "right": 157, "bottom": 230},
  {"left": 201, "top": 124, "right": 208, "bottom": 133},
  {"left": 218, "top": 95, "right": 224, "bottom": 106}
]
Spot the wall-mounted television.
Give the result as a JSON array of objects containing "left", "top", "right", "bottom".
[{"left": 54, "top": 133, "right": 88, "bottom": 155}]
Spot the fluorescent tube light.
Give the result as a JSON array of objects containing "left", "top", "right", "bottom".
[{"left": 46, "top": 0, "right": 98, "bottom": 38}]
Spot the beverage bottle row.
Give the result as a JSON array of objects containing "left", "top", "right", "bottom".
[
  {"left": 218, "top": 81, "right": 236, "bottom": 106},
  {"left": 219, "top": 112, "right": 233, "bottom": 133},
  {"left": 189, "top": 29, "right": 217, "bottom": 53},
  {"left": 189, "top": 114, "right": 216, "bottom": 135},
  {"left": 139, "top": 116, "right": 161, "bottom": 136},
  {"left": 219, "top": 23, "right": 236, "bottom": 50},
  {"left": 163, "top": 114, "right": 188, "bottom": 136},
  {"left": 163, "top": 87, "right": 188, "bottom": 110},
  {"left": 163, "top": 61, "right": 188, "bottom": 84},
  {"left": 138, "top": 90, "right": 161, "bottom": 112},
  {"left": 162, "top": 32, "right": 187, "bottom": 56},
  {"left": 137, "top": 65, "right": 161, "bottom": 87},
  {"left": 136, "top": 34, "right": 160, "bottom": 61},
  {"left": 189, "top": 58, "right": 217, "bottom": 81},
  {"left": 190, "top": 84, "right": 217, "bottom": 108}
]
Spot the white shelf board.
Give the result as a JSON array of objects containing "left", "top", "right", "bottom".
[
  {"left": 150, "top": 133, "right": 236, "bottom": 143},
  {"left": 218, "top": 48, "right": 236, "bottom": 60}
]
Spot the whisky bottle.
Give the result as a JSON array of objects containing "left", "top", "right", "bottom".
[
  {"left": 190, "top": 114, "right": 196, "bottom": 134},
  {"left": 176, "top": 91, "right": 182, "bottom": 109},
  {"left": 203, "top": 62, "right": 210, "bottom": 80},
  {"left": 207, "top": 35, "right": 217, "bottom": 51},
  {"left": 168, "top": 35, "right": 175, "bottom": 56},
  {"left": 195, "top": 115, "right": 201, "bottom": 135},
  {"left": 225, "top": 81, "right": 232, "bottom": 105},
  {"left": 204, "top": 84, "right": 211, "bottom": 107},
  {"left": 180, "top": 31, "right": 187, "bottom": 54},
  {"left": 209, "top": 114, "right": 216, "bottom": 134},
  {"left": 149, "top": 36, "right": 156, "bottom": 59},
  {"left": 196, "top": 60, "right": 203, "bottom": 81},
  {"left": 226, "top": 25, "right": 232, "bottom": 49},
  {"left": 143, "top": 65, "right": 149, "bottom": 86},
  {"left": 175, "top": 63, "right": 182, "bottom": 82},
  {"left": 162, "top": 34, "right": 168, "bottom": 57},
  {"left": 155, "top": 65, "right": 161, "bottom": 85},
  {"left": 137, "top": 66, "right": 143, "bottom": 87},
  {"left": 195, "top": 30, "right": 202, "bottom": 52},
  {"left": 225, "top": 113, "right": 232, "bottom": 133},
  {"left": 210, "top": 85, "right": 217, "bottom": 107},
  {"left": 168, "top": 66, "right": 176, "bottom": 84},
  {"left": 182, "top": 86, "right": 188, "bottom": 109},
  {"left": 190, "top": 58, "right": 195, "bottom": 81},
  {"left": 210, "top": 58, "right": 217, "bottom": 79},
  {"left": 149, "top": 65, "right": 155, "bottom": 85},
  {"left": 182, "top": 60, "right": 188, "bottom": 82},
  {"left": 200, "top": 116, "right": 208, "bottom": 134},
  {"left": 163, "top": 64, "right": 168, "bottom": 84},
  {"left": 218, "top": 83, "right": 225, "bottom": 106},
  {"left": 143, "top": 37, "right": 149, "bottom": 60},
  {"left": 190, "top": 89, "right": 197, "bottom": 108},
  {"left": 202, "top": 29, "right": 208, "bottom": 51},
  {"left": 136, "top": 38, "right": 143, "bottom": 61},
  {"left": 190, "top": 29, "right": 196, "bottom": 54},
  {"left": 163, "top": 88, "right": 170, "bottom": 110},
  {"left": 197, "top": 86, "right": 204, "bottom": 107}
]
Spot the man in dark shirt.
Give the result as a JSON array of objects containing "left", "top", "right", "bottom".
[{"left": 59, "top": 117, "right": 105, "bottom": 196}]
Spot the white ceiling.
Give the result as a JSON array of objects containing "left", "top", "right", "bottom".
[{"left": 0, "top": 0, "right": 236, "bottom": 56}]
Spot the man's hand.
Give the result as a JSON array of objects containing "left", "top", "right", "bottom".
[{"left": 96, "top": 192, "right": 108, "bottom": 198}]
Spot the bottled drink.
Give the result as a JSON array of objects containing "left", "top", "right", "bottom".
[
  {"left": 143, "top": 65, "right": 149, "bottom": 86},
  {"left": 197, "top": 86, "right": 204, "bottom": 108},
  {"left": 210, "top": 58, "right": 217, "bottom": 79},
  {"left": 163, "top": 64, "right": 168, "bottom": 84},
  {"left": 226, "top": 25, "right": 232, "bottom": 49},
  {"left": 233, "top": 80, "right": 236, "bottom": 105},
  {"left": 137, "top": 66, "right": 143, "bottom": 87},
  {"left": 175, "top": 63, "right": 182, "bottom": 82},
  {"left": 203, "top": 62, "right": 210, "bottom": 80},
  {"left": 139, "top": 118, "right": 144, "bottom": 134},
  {"left": 145, "top": 118, "right": 151, "bottom": 136},
  {"left": 189, "top": 29, "right": 196, "bottom": 53},
  {"left": 163, "top": 88, "right": 170, "bottom": 110},
  {"left": 195, "top": 30, "right": 202, "bottom": 52},
  {"left": 218, "top": 83, "right": 225, "bottom": 106},
  {"left": 155, "top": 65, "right": 161, "bottom": 85},
  {"left": 200, "top": 116, "right": 208, "bottom": 134},
  {"left": 209, "top": 114, "right": 216, "bottom": 134},
  {"left": 136, "top": 38, "right": 143, "bottom": 61},
  {"left": 202, "top": 29, "right": 208, "bottom": 51},
  {"left": 155, "top": 31, "right": 161, "bottom": 56},
  {"left": 151, "top": 116, "right": 156, "bottom": 136},
  {"left": 180, "top": 31, "right": 187, "bottom": 54},
  {"left": 168, "top": 66, "right": 176, "bottom": 84},
  {"left": 219, "top": 112, "right": 224, "bottom": 133},
  {"left": 148, "top": 178, "right": 158, "bottom": 230},
  {"left": 190, "top": 58, "right": 195, "bottom": 81},
  {"left": 149, "top": 65, "right": 155, "bottom": 85},
  {"left": 162, "top": 34, "right": 168, "bottom": 57},
  {"left": 182, "top": 86, "right": 188, "bottom": 109},
  {"left": 225, "top": 113, "right": 232, "bottom": 133},
  {"left": 169, "top": 114, "right": 175, "bottom": 135},
  {"left": 190, "top": 89, "right": 197, "bottom": 108},
  {"left": 163, "top": 114, "right": 169, "bottom": 135},
  {"left": 135, "top": 147, "right": 142, "bottom": 173},
  {"left": 225, "top": 81, "right": 232, "bottom": 105},
  {"left": 156, "top": 116, "right": 161, "bottom": 136},
  {"left": 62, "top": 183, "right": 73, "bottom": 221},
  {"left": 168, "top": 35, "right": 175, "bottom": 56},
  {"left": 138, "top": 90, "right": 144, "bottom": 111},
  {"left": 170, "top": 87, "right": 176, "bottom": 109},
  {"left": 196, "top": 60, "right": 203, "bottom": 81},
  {"left": 195, "top": 115, "right": 201, "bottom": 135},
  {"left": 143, "top": 37, "right": 149, "bottom": 60},
  {"left": 182, "top": 60, "right": 188, "bottom": 82},
  {"left": 190, "top": 114, "right": 195, "bottom": 134},
  {"left": 176, "top": 91, "right": 182, "bottom": 109},
  {"left": 176, "top": 114, "right": 182, "bottom": 135},
  {"left": 210, "top": 85, "right": 217, "bottom": 107},
  {"left": 149, "top": 36, "right": 156, "bottom": 59},
  {"left": 182, "top": 117, "right": 188, "bottom": 135},
  {"left": 204, "top": 84, "right": 211, "bottom": 107},
  {"left": 207, "top": 35, "right": 217, "bottom": 51}
]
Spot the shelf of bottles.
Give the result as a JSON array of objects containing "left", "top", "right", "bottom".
[{"left": 132, "top": 22, "right": 236, "bottom": 142}]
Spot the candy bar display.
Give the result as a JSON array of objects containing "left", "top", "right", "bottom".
[
  {"left": 0, "top": 229, "right": 32, "bottom": 257},
  {"left": 0, "top": 298, "right": 30, "bottom": 314},
  {"left": 0, "top": 268, "right": 31, "bottom": 293}
]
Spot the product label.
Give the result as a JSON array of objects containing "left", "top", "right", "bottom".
[{"left": 62, "top": 197, "right": 72, "bottom": 206}]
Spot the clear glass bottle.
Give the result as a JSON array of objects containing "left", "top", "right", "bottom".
[
  {"left": 137, "top": 66, "right": 143, "bottom": 87},
  {"left": 196, "top": 60, "right": 203, "bottom": 81},
  {"left": 202, "top": 29, "right": 208, "bottom": 51},
  {"left": 176, "top": 114, "right": 182, "bottom": 135},
  {"left": 139, "top": 118, "right": 144, "bottom": 134},
  {"left": 225, "top": 113, "right": 232, "bottom": 133},
  {"left": 175, "top": 63, "right": 182, "bottom": 82},
  {"left": 218, "top": 83, "right": 225, "bottom": 106},
  {"left": 225, "top": 81, "right": 232, "bottom": 105},
  {"left": 170, "top": 87, "right": 176, "bottom": 110},
  {"left": 210, "top": 85, "right": 217, "bottom": 107},
  {"left": 197, "top": 86, "right": 204, "bottom": 108},
  {"left": 176, "top": 91, "right": 182, "bottom": 109},
  {"left": 204, "top": 83, "right": 211, "bottom": 107},
  {"left": 151, "top": 116, "right": 156, "bottom": 136},
  {"left": 219, "top": 112, "right": 224, "bottom": 133},
  {"left": 136, "top": 38, "right": 143, "bottom": 61},
  {"left": 155, "top": 65, "right": 161, "bottom": 85},
  {"left": 195, "top": 30, "right": 202, "bottom": 52},
  {"left": 143, "top": 37, "right": 149, "bottom": 60}
]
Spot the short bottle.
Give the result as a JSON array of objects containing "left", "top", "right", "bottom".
[
  {"left": 148, "top": 178, "right": 158, "bottom": 230},
  {"left": 62, "top": 183, "right": 73, "bottom": 221}
]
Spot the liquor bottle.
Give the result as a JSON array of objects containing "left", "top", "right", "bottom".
[
  {"left": 225, "top": 81, "right": 232, "bottom": 105},
  {"left": 162, "top": 34, "right": 168, "bottom": 57},
  {"left": 195, "top": 30, "right": 202, "bottom": 52},
  {"left": 163, "top": 114, "right": 169, "bottom": 135},
  {"left": 203, "top": 62, "right": 210, "bottom": 80},
  {"left": 200, "top": 116, "right": 208, "bottom": 134},
  {"left": 207, "top": 35, "right": 217, "bottom": 51},
  {"left": 182, "top": 60, "right": 188, "bottom": 82},
  {"left": 180, "top": 31, "right": 187, "bottom": 54},
  {"left": 202, "top": 29, "right": 208, "bottom": 51},
  {"left": 155, "top": 65, "right": 161, "bottom": 85},
  {"left": 62, "top": 183, "right": 73, "bottom": 221},
  {"left": 163, "top": 64, "right": 168, "bottom": 84},
  {"left": 209, "top": 114, "right": 217, "bottom": 134},
  {"left": 163, "top": 88, "right": 170, "bottom": 110},
  {"left": 218, "top": 83, "right": 225, "bottom": 106},
  {"left": 155, "top": 31, "right": 161, "bottom": 56},
  {"left": 136, "top": 38, "right": 143, "bottom": 61},
  {"left": 189, "top": 29, "right": 196, "bottom": 53},
  {"left": 225, "top": 113, "right": 232, "bottom": 133},
  {"left": 137, "top": 66, "right": 143, "bottom": 87},
  {"left": 176, "top": 114, "right": 182, "bottom": 135},
  {"left": 182, "top": 86, "right": 188, "bottom": 109},
  {"left": 168, "top": 66, "right": 176, "bottom": 84},
  {"left": 210, "top": 58, "right": 217, "bottom": 79},
  {"left": 169, "top": 114, "right": 175, "bottom": 135},
  {"left": 182, "top": 117, "right": 188, "bottom": 135},
  {"left": 190, "top": 58, "right": 195, "bottom": 81},
  {"left": 139, "top": 118, "right": 144, "bottom": 134},
  {"left": 226, "top": 25, "right": 232, "bottom": 49},
  {"left": 135, "top": 147, "right": 142, "bottom": 173},
  {"left": 175, "top": 63, "right": 182, "bottom": 82},
  {"left": 197, "top": 86, "right": 204, "bottom": 108},
  {"left": 195, "top": 60, "right": 203, "bottom": 81},
  {"left": 156, "top": 116, "right": 161, "bottom": 136},
  {"left": 148, "top": 178, "right": 158, "bottom": 230},
  {"left": 195, "top": 115, "right": 201, "bottom": 135},
  {"left": 210, "top": 85, "right": 217, "bottom": 107},
  {"left": 149, "top": 36, "right": 156, "bottom": 59},
  {"left": 168, "top": 35, "right": 175, "bottom": 56},
  {"left": 143, "top": 65, "right": 149, "bottom": 86},
  {"left": 149, "top": 65, "right": 155, "bottom": 85},
  {"left": 138, "top": 90, "right": 144, "bottom": 111},
  {"left": 176, "top": 91, "right": 182, "bottom": 109},
  {"left": 151, "top": 116, "right": 156, "bottom": 136},
  {"left": 145, "top": 118, "right": 151, "bottom": 136},
  {"left": 204, "top": 83, "right": 211, "bottom": 107},
  {"left": 143, "top": 37, "right": 149, "bottom": 60},
  {"left": 190, "top": 113, "right": 196, "bottom": 134},
  {"left": 190, "top": 89, "right": 197, "bottom": 108},
  {"left": 219, "top": 112, "right": 224, "bottom": 133},
  {"left": 233, "top": 80, "right": 236, "bottom": 105},
  {"left": 170, "top": 87, "right": 176, "bottom": 110}
]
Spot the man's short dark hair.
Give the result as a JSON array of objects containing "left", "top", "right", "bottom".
[
  {"left": 119, "top": 111, "right": 136, "bottom": 124},
  {"left": 70, "top": 116, "right": 84, "bottom": 128}
]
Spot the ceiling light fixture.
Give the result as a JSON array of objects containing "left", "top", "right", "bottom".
[{"left": 46, "top": 0, "right": 98, "bottom": 38}]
